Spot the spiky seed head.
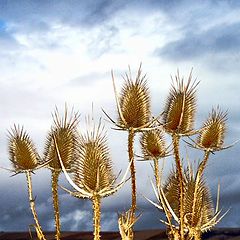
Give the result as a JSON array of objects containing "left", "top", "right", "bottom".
[
  {"left": 118, "top": 65, "right": 151, "bottom": 129},
  {"left": 163, "top": 168, "right": 214, "bottom": 228},
  {"left": 197, "top": 108, "right": 227, "bottom": 151},
  {"left": 72, "top": 122, "right": 115, "bottom": 195},
  {"left": 163, "top": 71, "right": 198, "bottom": 135},
  {"left": 44, "top": 108, "right": 79, "bottom": 171},
  {"left": 8, "top": 125, "right": 40, "bottom": 171},
  {"left": 140, "top": 129, "right": 167, "bottom": 160}
]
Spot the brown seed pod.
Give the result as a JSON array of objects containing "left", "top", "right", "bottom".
[
  {"left": 44, "top": 108, "right": 79, "bottom": 171},
  {"left": 197, "top": 108, "right": 227, "bottom": 151},
  {"left": 118, "top": 65, "right": 151, "bottom": 129},
  {"left": 140, "top": 129, "right": 167, "bottom": 160},
  {"left": 163, "top": 71, "right": 198, "bottom": 135},
  {"left": 72, "top": 123, "right": 115, "bottom": 193},
  {"left": 8, "top": 125, "right": 40, "bottom": 171},
  {"left": 163, "top": 168, "right": 214, "bottom": 229}
]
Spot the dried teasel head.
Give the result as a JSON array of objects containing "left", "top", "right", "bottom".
[
  {"left": 140, "top": 129, "right": 168, "bottom": 160},
  {"left": 163, "top": 167, "right": 214, "bottom": 229},
  {"left": 197, "top": 108, "right": 227, "bottom": 151},
  {"left": 8, "top": 125, "right": 40, "bottom": 172},
  {"left": 72, "top": 120, "right": 116, "bottom": 196},
  {"left": 116, "top": 65, "right": 151, "bottom": 130},
  {"left": 163, "top": 71, "right": 198, "bottom": 135},
  {"left": 44, "top": 107, "right": 79, "bottom": 171}
]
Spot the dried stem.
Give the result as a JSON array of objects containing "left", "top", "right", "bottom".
[
  {"left": 51, "top": 170, "right": 61, "bottom": 240},
  {"left": 153, "top": 157, "right": 160, "bottom": 188},
  {"left": 172, "top": 134, "right": 184, "bottom": 240},
  {"left": 196, "top": 150, "right": 211, "bottom": 181},
  {"left": 128, "top": 128, "right": 137, "bottom": 214},
  {"left": 190, "top": 150, "right": 211, "bottom": 226},
  {"left": 93, "top": 195, "right": 101, "bottom": 240},
  {"left": 26, "top": 171, "right": 46, "bottom": 240}
]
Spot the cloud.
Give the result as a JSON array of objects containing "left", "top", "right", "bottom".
[{"left": 156, "top": 21, "right": 240, "bottom": 61}]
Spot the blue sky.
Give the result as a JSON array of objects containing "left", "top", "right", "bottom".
[{"left": 0, "top": 0, "right": 239, "bottom": 232}]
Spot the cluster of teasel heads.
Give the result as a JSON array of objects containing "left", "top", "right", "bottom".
[{"left": 3, "top": 65, "right": 235, "bottom": 240}]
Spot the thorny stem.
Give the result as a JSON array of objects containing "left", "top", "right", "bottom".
[
  {"left": 153, "top": 157, "right": 160, "bottom": 188},
  {"left": 194, "top": 232, "right": 202, "bottom": 240},
  {"left": 172, "top": 134, "right": 184, "bottom": 240},
  {"left": 93, "top": 195, "right": 101, "bottom": 240},
  {"left": 191, "top": 150, "right": 211, "bottom": 226},
  {"left": 52, "top": 170, "right": 61, "bottom": 240},
  {"left": 26, "top": 171, "right": 46, "bottom": 240},
  {"left": 196, "top": 150, "right": 211, "bottom": 182},
  {"left": 128, "top": 128, "right": 137, "bottom": 214}
]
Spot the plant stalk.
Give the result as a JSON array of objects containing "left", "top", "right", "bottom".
[
  {"left": 93, "top": 195, "right": 101, "bottom": 240},
  {"left": 26, "top": 171, "right": 46, "bottom": 240},
  {"left": 172, "top": 134, "right": 184, "bottom": 240},
  {"left": 190, "top": 150, "right": 211, "bottom": 226},
  {"left": 51, "top": 170, "right": 61, "bottom": 240},
  {"left": 196, "top": 150, "right": 210, "bottom": 181},
  {"left": 153, "top": 157, "right": 160, "bottom": 188},
  {"left": 128, "top": 128, "right": 136, "bottom": 214}
]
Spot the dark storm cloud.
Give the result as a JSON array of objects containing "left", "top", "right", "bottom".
[
  {"left": 156, "top": 22, "right": 240, "bottom": 61},
  {"left": 0, "top": 170, "right": 92, "bottom": 231},
  {"left": 0, "top": 0, "right": 125, "bottom": 31}
]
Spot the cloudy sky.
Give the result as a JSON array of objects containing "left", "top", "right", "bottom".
[{"left": 0, "top": 0, "right": 240, "bottom": 233}]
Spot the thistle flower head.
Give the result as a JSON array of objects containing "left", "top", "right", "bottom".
[
  {"left": 8, "top": 125, "right": 40, "bottom": 172},
  {"left": 117, "top": 65, "right": 151, "bottom": 130},
  {"left": 163, "top": 168, "right": 214, "bottom": 228},
  {"left": 44, "top": 107, "right": 79, "bottom": 171},
  {"left": 140, "top": 129, "right": 167, "bottom": 160},
  {"left": 72, "top": 120, "right": 115, "bottom": 195},
  {"left": 163, "top": 71, "right": 198, "bottom": 135},
  {"left": 197, "top": 108, "right": 227, "bottom": 151}
]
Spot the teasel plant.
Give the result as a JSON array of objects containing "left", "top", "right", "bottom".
[
  {"left": 7, "top": 125, "right": 47, "bottom": 240},
  {"left": 102, "top": 64, "right": 156, "bottom": 237},
  {"left": 157, "top": 166, "right": 228, "bottom": 240},
  {"left": 56, "top": 118, "right": 130, "bottom": 240},
  {"left": 43, "top": 107, "right": 79, "bottom": 240},
  {"left": 162, "top": 70, "right": 199, "bottom": 240},
  {"left": 186, "top": 107, "right": 235, "bottom": 183},
  {"left": 139, "top": 128, "right": 171, "bottom": 188}
]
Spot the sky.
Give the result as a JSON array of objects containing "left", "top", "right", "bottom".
[{"left": 0, "top": 0, "right": 240, "bottom": 233}]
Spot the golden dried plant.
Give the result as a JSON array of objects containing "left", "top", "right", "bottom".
[
  {"left": 151, "top": 167, "right": 226, "bottom": 240},
  {"left": 57, "top": 119, "right": 129, "bottom": 240},
  {"left": 197, "top": 108, "right": 227, "bottom": 152},
  {"left": 162, "top": 71, "right": 199, "bottom": 239},
  {"left": 163, "top": 70, "right": 198, "bottom": 136},
  {"left": 43, "top": 107, "right": 79, "bottom": 240},
  {"left": 103, "top": 64, "right": 153, "bottom": 238},
  {"left": 140, "top": 129, "right": 170, "bottom": 187},
  {"left": 117, "top": 66, "right": 151, "bottom": 130},
  {"left": 8, "top": 125, "right": 46, "bottom": 240},
  {"left": 118, "top": 209, "right": 141, "bottom": 240}
]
